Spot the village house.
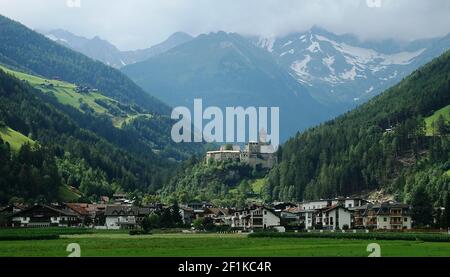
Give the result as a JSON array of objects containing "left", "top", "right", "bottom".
[
  {"left": 360, "top": 202, "right": 412, "bottom": 230},
  {"left": 300, "top": 197, "right": 369, "bottom": 211},
  {"left": 331, "top": 197, "right": 369, "bottom": 209},
  {"left": 204, "top": 207, "right": 232, "bottom": 226},
  {"left": 229, "top": 205, "right": 281, "bottom": 230},
  {"left": 66, "top": 203, "right": 107, "bottom": 227},
  {"left": 314, "top": 205, "right": 352, "bottom": 230},
  {"left": 0, "top": 204, "right": 26, "bottom": 227},
  {"left": 179, "top": 206, "right": 194, "bottom": 225},
  {"left": 300, "top": 200, "right": 330, "bottom": 211},
  {"left": 112, "top": 193, "right": 134, "bottom": 205},
  {"left": 104, "top": 205, "right": 140, "bottom": 230},
  {"left": 282, "top": 206, "right": 315, "bottom": 230},
  {"left": 10, "top": 204, "right": 82, "bottom": 228}
]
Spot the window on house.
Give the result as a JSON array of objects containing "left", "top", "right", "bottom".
[
  {"left": 264, "top": 211, "right": 267, "bottom": 215},
  {"left": 384, "top": 218, "right": 387, "bottom": 222},
  {"left": 404, "top": 218, "right": 408, "bottom": 222}
]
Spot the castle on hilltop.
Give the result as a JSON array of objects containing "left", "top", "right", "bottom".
[{"left": 205, "top": 132, "right": 278, "bottom": 169}]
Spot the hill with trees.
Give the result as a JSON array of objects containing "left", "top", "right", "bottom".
[
  {"left": 264, "top": 50, "right": 450, "bottom": 208},
  {"left": 0, "top": 14, "right": 206, "bottom": 204},
  {"left": 0, "top": 14, "right": 168, "bottom": 115},
  {"left": 0, "top": 68, "right": 181, "bottom": 204}
]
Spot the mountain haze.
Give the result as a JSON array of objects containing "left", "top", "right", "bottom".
[
  {"left": 44, "top": 29, "right": 193, "bottom": 69},
  {"left": 122, "top": 31, "right": 335, "bottom": 141}
]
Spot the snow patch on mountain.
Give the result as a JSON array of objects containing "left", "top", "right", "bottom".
[
  {"left": 307, "top": 40, "right": 322, "bottom": 53},
  {"left": 322, "top": 56, "right": 335, "bottom": 74},
  {"left": 45, "top": 34, "right": 67, "bottom": 43},
  {"left": 291, "top": 55, "right": 312, "bottom": 84},
  {"left": 280, "top": 49, "right": 295, "bottom": 57},
  {"left": 257, "top": 37, "right": 276, "bottom": 53},
  {"left": 282, "top": 40, "right": 293, "bottom": 48},
  {"left": 340, "top": 66, "right": 358, "bottom": 81},
  {"left": 315, "top": 35, "right": 425, "bottom": 67}
]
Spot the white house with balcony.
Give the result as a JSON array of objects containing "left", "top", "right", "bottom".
[
  {"left": 230, "top": 205, "right": 280, "bottom": 230},
  {"left": 315, "top": 205, "right": 352, "bottom": 230}
]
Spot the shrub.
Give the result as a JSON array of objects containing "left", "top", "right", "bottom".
[
  {"left": 129, "top": 230, "right": 151, "bottom": 236},
  {"left": 247, "top": 231, "right": 450, "bottom": 242}
]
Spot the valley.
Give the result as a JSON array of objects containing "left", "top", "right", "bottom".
[{"left": 0, "top": 12, "right": 448, "bottom": 225}]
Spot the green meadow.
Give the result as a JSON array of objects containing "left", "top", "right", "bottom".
[
  {"left": 0, "top": 65, "right": 152, "bottom": 128},
  {"left": 1, "top": 232, "right": 450, "bottom": 257},
  {"left": 0, "top": 127, "right": 34, "bottom": 151},
  {"left": 425, "top": 104, "right": 450, "bottom": 136}
]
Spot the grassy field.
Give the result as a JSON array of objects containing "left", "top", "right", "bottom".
[
  {"left": 58, "top": 185, "right": 82, "bottom": 202},
  {"left": 0, "top": 127, "right": 34, "bottom": 151},
  {"left": 1, "top": 232, "right": 450, "bottom": 257},
  {"left": 0, "top": 65, "right": 152, "bottom": 128},
  {"left": 425, "top": 104, "right": 450, "bottom": 136}
]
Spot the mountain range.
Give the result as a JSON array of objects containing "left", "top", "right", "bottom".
[
  {"left": 43, "top": 27, "right": 450, "bottom": 140},
  {"left": 122, "top": 31, "right": 333, "bottom": 141},
  {"left": 45, "top": 27, "right": 450, "bottom": 109},
  {"left": 43, "top": 29, "right": 193, "bottom": 69},
  {"left": 252, "top": 27, "right": 450, "bottom": 105}
]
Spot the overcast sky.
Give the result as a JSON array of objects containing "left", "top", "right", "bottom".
[{"left": 1, "top": 0, "right": 449, "bottom": 50}]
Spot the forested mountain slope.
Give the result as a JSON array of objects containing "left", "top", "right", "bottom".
[
  {"left": 0, "top": 14, "right": 169, "bottom": 115},
  {"left": 0, "top": 68, "right": 180, "bottom": 204},
  {"left": 265, "top": 50, "right": 450, "bottom": 206}
]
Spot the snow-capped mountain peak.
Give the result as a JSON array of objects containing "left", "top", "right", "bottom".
[{"left": 253, "top": 27, "right": 449, "bottom": 105}]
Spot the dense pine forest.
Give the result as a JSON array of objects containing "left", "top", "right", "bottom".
[
  {"left": 0, "top": 15, "right": 206, "bottom": 205},
  {"left": 161, "top": 157, "right": 269, "bottom": 207},
  {"left": 0, "top": 69, "right": 177, "bottom": 203},
  {"left": 265, "top": 51, "right": 450, "bottom": 206}
]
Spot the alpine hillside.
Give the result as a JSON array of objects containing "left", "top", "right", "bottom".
[
  {"left": 264, "top": 50, "right": 450, "bottom": 206},
  {"left": 0, "top": 14, "right": 204, "bottom": 204}
]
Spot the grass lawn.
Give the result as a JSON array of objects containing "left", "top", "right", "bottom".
[
  {"left": 425, "top": 104, "right": 450, "bottom": 136},
  {"left": 58, "top": 185, "right": 82, "bottom": 202},
  {"left": 0, "top": 127, "right": 34, "bottom": 151},
  {"left": 0, "top": 65, "right": 153, "bottom": 129},
  {"left": 1, "top": 233, "right": 450, "bottom": 257}
]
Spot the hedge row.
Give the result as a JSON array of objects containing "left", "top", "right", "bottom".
[
  {"left": 248, "top": 232, "right": 450, "bottom": 242},
  {"left": 0, "top": 228, "right": 92, "bottom": 241},
  {"left": 0, "top": 234, "right": 59, "bottom": 241}
]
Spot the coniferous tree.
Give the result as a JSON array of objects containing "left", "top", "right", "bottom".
[{"left": 410, "top": 186, "right": 434, "bottom": 227}]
